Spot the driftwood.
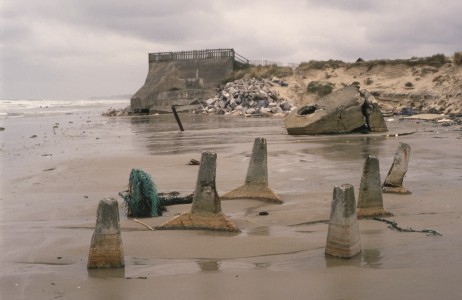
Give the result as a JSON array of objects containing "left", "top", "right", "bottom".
[
  {"left": 133, "top": 218, "right": 155, "bottom": 231},
  {"left": 187, "top": 159, "right": 200, "bottom": 165},
  {"left": 382, "top": 131, "right": 416, "bottom": 137},
  {"left": 158, "top": 192, "right": 194, "bottom": 206},
  {"left": 373, "top": 217, "right": 442, "bottom": 236}
]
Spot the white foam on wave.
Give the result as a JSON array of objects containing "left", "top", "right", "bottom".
[{"left": 0, "top": 99, "right": 129, "bottom": 118}]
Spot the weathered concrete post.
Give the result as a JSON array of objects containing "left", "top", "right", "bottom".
[
  {"left": 87, "top": 198, "right": 124, "bottom": 269},
  {"left": 221, "top": 137, "right": 282, "bottom": 203},
  {"left": 157, "top": 151, "right": 239, "bottom": 232},
  {"left": 191, "top": 151, "right": 221, "bottom": 214},
  {"left": 382, "top": 142, "right": 411, "bottom": 194},
  {"left": 357, "top": 155, "right": 391, "bottom": 218},
  {"left": 325, "top": 184, "right": 361, "bottom": 258}
]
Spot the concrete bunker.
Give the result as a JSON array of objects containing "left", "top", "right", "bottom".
[
  {"left": 284, "top": 85, "right": 388, "bottom": 135},
  {"left": 297, "top": 105, "right": 318, "bottom": 115},
  {"left": 131, "top": 49, "right": 249, "bottom": 114}
]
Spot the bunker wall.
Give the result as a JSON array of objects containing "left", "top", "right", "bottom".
[{"left": 131, "top": 57, "right": 234, "bottom": 111}]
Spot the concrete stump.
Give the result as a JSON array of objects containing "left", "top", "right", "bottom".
[
  {"left": 325, "top": 184, "right": 361, "bottom": 258},
  {"left": 157, "top": 151, "right": 239, "bottom": 232},
  {"left": 221, "top": 137, "right": 282, "bottom": 203},
  {"left": 382, "top": 142, "right": 411, "bottom": 194},
  {"left": 357, "top": 155, "right": 392, "bottom": 218},
  {"left": 87, "top": 198, "right": 124, "bottom": 269}
]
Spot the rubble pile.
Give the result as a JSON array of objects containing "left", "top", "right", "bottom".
[
  {"left": 102, "top": 78, "right": 295, "bottom": 118},
  {"left": 198, "top": 78, "right": 294, "bottom": 117},
  {"left": 102, "top": 106, "right": 132, "bottom": 117}
]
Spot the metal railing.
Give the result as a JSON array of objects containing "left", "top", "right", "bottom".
[
  {"left": 250, "top": 60, "right": 299, "bottom": 68},
  {"left": 234, "top": 51, "right": 249, "bottom": 65},
  {"left": 147, "top": 49, "right": 299, "bottom": 68},
  {"left": 149, "top": 49, "right": 249, "bottom": 65}
]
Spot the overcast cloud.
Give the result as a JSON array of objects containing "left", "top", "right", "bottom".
[{"left": 1, "top": 0, "right": 461, "bottom": 99}]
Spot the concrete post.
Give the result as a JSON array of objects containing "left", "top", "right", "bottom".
[
  {"left": 221, "top": 137, "right": 282, "bottom": 203},
  {"left": 357, "top": 155, "right": 391, "bottom": 218},
  {"left": 191, "top": 151, "right": 221, "bottom": 214},
  {"left": 325, "top": 184, "right": 361, "bottom": 258},
  {"left": 383, "top": 142, "right": 411, "bottom": 194},
  {"left": 87, "top": 198, "right": 124, "bottom": 269},
  {"left": 245, "top": 137, "right": 268, "bottom": 186},
  {"left": 157, "top": 151, "right": 239, "bottom": 232}
]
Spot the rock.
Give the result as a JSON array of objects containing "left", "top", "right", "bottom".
[
  {"left": 246, "top": 108, "right": 256, "bottom": 114},
  {"left": 217, "top": 100, "right": 226, "bottom": 108},
  {"left": 271, "top": 77, "right": 288, "bottom": 87},
  {"left": 271, "top": 106, "right": 283, "bottom": 114},
  {"left": 222, "top": 92, "right": 230, "bottom": 100},
  {"left": 187, "top": 159, "right": 200, "bottom": 165},
  {"left": 257, "top": 99, "right": 268, "bottom": 108},
  {"left": 260, "top": 107, "right": 272, "bottom": 114},
  {"left": 216, "top": 108, "right": 225, "bottom": 115},
  {"left": 273, "top": 112, "right": 286, "bottom": 118},
  {"left": 280, "top": 101, "right": 292, "bottom": 111},
  {"left": 199, "top": 78, "right": 295, "bottom": 117},
  {"left": 206, "top": 98, "right": 216, "bottom": 106},
  {"left": 258, "top": 90, "right": 269, "bottom": 100},
  {"left": 260, "top": 110, "right": 273, "bottom": 118}
]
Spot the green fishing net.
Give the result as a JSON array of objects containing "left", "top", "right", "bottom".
[{"left": 122, "top": 168, "right": 160, "bottom": 217}]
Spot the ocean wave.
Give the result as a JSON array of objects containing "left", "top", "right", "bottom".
[{"left": 0, "top": 99, "right": 129, "bottom": 118}]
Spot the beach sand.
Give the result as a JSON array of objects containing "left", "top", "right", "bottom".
[{"left": 1, "top": 111, "right": 462, "bottom": 299}]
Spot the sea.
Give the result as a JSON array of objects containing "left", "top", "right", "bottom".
[{"left": 0, "top": 98, "right": 129, "bottom": 119}]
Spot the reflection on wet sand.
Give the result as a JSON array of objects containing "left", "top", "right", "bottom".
[
  {"left": 130, "top": 115, "right": 286, "bottom": 155},
  {"left": 300, "top": 136, "right": 386, "bottom": 162},
  {"left": 3, "top": 110, "right": 462, "bottom": 299},
  {"left": 362, "top": 249, "right": 383, "bottom": 268},
  {"left": 324, "top": 248, "right": 383, "bottom": 269},
  {"left": 87, "top": 268, "right": 125, "bottom": 278},
  {"left": 246, "top": 226, "right": 271, "bottom": 236},
  {"left": 325, "top": 253, "right": 361, "bottom": 268}
]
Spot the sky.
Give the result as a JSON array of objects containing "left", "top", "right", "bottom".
[{"left": 1, "top": 0, "right": 461, "bottom": 100}]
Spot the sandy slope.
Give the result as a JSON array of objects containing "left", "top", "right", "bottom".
[{"left": 273, "top": 59, "right": 462, "bottom": 115}]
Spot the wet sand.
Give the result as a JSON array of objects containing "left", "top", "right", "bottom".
[{"left": 1, "top": 112, "right": 462, "bottom": 299}]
